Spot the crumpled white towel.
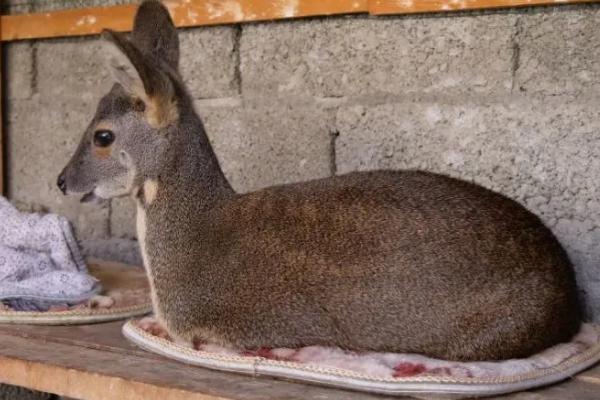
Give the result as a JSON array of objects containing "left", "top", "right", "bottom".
[{"left": 0, "top": 196, "right": 101, "bottom": 311}]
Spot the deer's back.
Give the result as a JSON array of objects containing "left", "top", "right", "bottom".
[{"left": 189, "top": 170, "right": 580, "bottom": 360}]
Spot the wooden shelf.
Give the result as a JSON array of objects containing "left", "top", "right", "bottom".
[{"left": 0, "top": 321, "right": 598, "bottom": 399}]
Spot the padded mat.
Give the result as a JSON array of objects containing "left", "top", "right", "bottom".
[
  {"left": 123, "top": 318, "right": 600, "bottom": 398},
  {"left": 0, "top": 259, "right": 151, "bottom": 325}
]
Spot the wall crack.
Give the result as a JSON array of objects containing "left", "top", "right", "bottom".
[
  {"left": 510, "top": 17, "right": 524, "bottom": 94},
  {"left": 329, "top": 129, "right": 339, "bottom": 176},
  {"left": 31, "top": 42, "right": 38, "bottom": 96}
]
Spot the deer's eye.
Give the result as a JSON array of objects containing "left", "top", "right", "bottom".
[{"left": 93, "top": 130, "right": 115, "bottom": 147}]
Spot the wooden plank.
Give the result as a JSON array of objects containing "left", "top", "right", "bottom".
[
  {"left": 1, "top": 4, "right": 138, "bottom": 41},
  {"left": 575, "top": 363, "right": 600, "bottom": 385},
  {"left": 515, "top": 376, "right": 600, "bottom": 400},
  {"left": 4, "top": 0, "right": 600, "bottom": 42},
  {"left": 0, "top": 0, "right": 368, "bottom": 41},
  {"left": 0, "top": 322, "right": 400, "bottom": 400},
  {"left": 0, "top": 322, "right": 161, "bottom": 362},
  {"left": 369, "top": 0, "right": 600, "bottom": 14}
]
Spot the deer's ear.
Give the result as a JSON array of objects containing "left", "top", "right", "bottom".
[
  {"left": 101, "top": 29, "right": 171, "bottom": 100},
  {"left": 101, "top": 29, "right": 177, "bottom": 128},
  {"left": 131, "top": 0, "right": 179, "bottom": 70},
  {"left": 101, "top": 30, "right": 146, "bottom": 100}
]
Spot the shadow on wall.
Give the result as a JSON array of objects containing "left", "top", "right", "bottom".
[{"left": 0, "top": 384, "right": 57, "bottom": 400}]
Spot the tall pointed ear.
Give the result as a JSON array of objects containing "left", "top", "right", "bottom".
[
  {"left": 101, "top": 29, "right": 177, "bottom": 128},
  {"left": 131, "top": 0, "right": 179, "bottom": 70}
]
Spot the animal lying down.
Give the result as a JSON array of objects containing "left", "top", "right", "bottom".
[
  {"left": 124, "top": 318, "right": 600, "bottom": 398},
  {"left": 59, "top": 0, "right": 586, "bottom": 376}
]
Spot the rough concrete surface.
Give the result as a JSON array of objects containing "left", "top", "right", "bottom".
[
  {"left": 5, "top": 42, "right": 34, "bottom": 101},
  {"left": 515, "top": 6, "right": 600, "bottom": 96},
  {"left": 80, "top": 237, "right": 142, "bottom": 265},
  {"left": 6, "top": 97, "right": 110, "bottom": 239},
  {"left": 4, "top": 2, "right": 600, "bottom": 324},
  {"left": 3, "top": 0, "right": 136, "bottom": 14},
  {"left": 197, "top": 97, "right": 333, "bottom": 193},
  {"left": 240, "top": 14, "right": 516, "bottom": 97},
  {"left": 179, "top": 27, "right": 240, "bottom": 98},
  {"left": 36, "top": 38, "right": 114, "bottom": 101}
]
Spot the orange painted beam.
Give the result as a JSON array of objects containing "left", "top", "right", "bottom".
[
  {"left": 0, "top": 1, "right": 3, "bottom": 195},
  {"left": 0, "top": 0, "right": 368, "bottom": 41},
  {"left": 369, "top": 0, "right": 600, "bottom": 14},
  {"left": 1, "top": 4, "right": 138, "bottom": 41},
  {"left": 1, "top": 0, "right": 599, "bottom": 42}
]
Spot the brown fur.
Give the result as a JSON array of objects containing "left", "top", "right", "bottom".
[
  {"left": 145, "top": 169, "right": 580, "bottom": 360},
  {"left": 93, "top": 146, "right": 112, "bottom": 160},
  {"left": 59, "top": 1, "right": 581, "bottom": 361},
  {"left": 145, "top": 95, "right": 178, "bottom": 128}
]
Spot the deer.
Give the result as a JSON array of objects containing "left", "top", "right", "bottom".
[{"left": 58, "top": 0, "right": 581, "bottom": 361}]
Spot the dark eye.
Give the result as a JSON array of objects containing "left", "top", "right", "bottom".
[{"left": 93, "top": 130, "right": 115, "bottom": 147}]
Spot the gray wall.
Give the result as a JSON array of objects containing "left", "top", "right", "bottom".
[{"left": 4, "top": 3, "right": 600, "bottom": 321}]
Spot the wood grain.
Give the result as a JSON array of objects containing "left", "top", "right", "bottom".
[
  {"left": 0, "top": 323, "right": 401, "bottom": 400},
  {"left": 0, "top": 0, "right": 367, "bottom": 41},
  {"left": 3, "top": 0, "right": 600, "bottom": 42}
]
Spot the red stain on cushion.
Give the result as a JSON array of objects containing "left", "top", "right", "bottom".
[
  {"left": 256, "top": 347, "right": 275, "bottom": 359},
  {"left": 393, "top": 362, "right": 427, "bottom": 377},
  {"left": 243, "top": 347, "right": 274, "bottom": 358},
  {"left": 192, "top": 338, "right": 205, "bottom": 350}
]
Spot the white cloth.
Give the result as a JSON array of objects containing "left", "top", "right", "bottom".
[{"left": 0, "top": 197, "right": 100, "bottom": 310}]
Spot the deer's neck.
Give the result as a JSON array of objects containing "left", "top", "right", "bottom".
[
  {"left": 140, "top": 111, "right": 234, "bottom": 209},
  {"left": 174, "top": 113, "right": 233, "bottom": 201},
  {"left": 135, "top": 111, "right": 233, "bottom": 324}
]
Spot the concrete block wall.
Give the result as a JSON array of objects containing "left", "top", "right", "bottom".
[{"left": 4, "top": 2, "right": 600, "bottom": 324}]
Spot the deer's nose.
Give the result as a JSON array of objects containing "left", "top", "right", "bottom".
[{"left": 57, "top": 174, "right": 67, "bottom": 194}]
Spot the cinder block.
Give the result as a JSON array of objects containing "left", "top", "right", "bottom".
[
  {"left": 197, "top": 97, "right": 333, "bottom": 193},
  {"left": 110, "top": 197, "right": 137, "bottom": 239},
  {"left": 515, "top": 5, "right": 600, "bottom": 95},
  {"left": 6, "top": 98, "right": 109, "bottom": 240},
  {"left": 4, "top": 0, "right": 136, "bottom": 14},
  {"left": 36, "top": 37, "right": 113, "bottom": 103},
  {"left": 240, "top": 14, "right": 516, "bottom": 97},
  {"left": 81, "top": 238, "right": 142, "bottom": 266},
  {"left": 335, "top": 95, "right": 600, "bottom": 320},
  {"left": 34, "top": 28, "right": 238, "bottom": 100},
  {"left": 5, "top": 42, "right": 34, "bottom": 100},
  {"left": 179, "top": 27, "right": 239, "bottom": 98},
  {"left": 2, "top": 0, "right": 32, "bottom": 14}
]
